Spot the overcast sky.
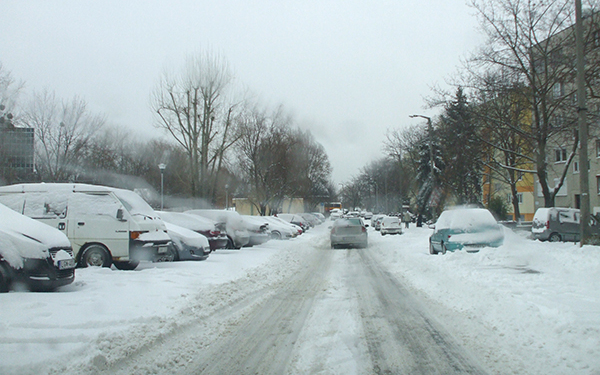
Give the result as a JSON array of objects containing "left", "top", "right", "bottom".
[{"left": 0, "top": 1, "right": 483, "bottom": 184}]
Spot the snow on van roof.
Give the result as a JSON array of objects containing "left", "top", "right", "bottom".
[
  {"left": 0, "top": 183, "right": 115, "bottom": 194},
  {"left": 0, "top": 183, "right": 161, "bottom": 219}
]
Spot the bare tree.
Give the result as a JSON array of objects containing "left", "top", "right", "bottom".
[
  {"left": 152, "top": 51, "right": 237, "bottom": 201},
  {"left": 469, "top": 0, "right": 600, "bottom": 206},
  {"left": 20, "top": 90, "right": 104, "bottom": 181}
]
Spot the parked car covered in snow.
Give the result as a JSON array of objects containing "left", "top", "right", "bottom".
[
  {"left": 380, "top": 216, "right": 402, "bottom": 235},
  {"left": 163, "top": 222, "right": 211, "bottom": 261},
  {"left": 373, "top": 215, "right": 385, "bottom": 231},
  {"left": 329, "top": 208, "right": 342, "bottom": 220},
  {"left": 330, "top": 217, "right": 368, "bottom": 249},
  {"left": 429, "top": 207, "right": 504, "bottom": 254},
  {"left": 263, "top": 216, "right": 298, "bottom": 239},
  {"left": 0, "top": 203, "right": 75, "bottom": 292},
  {"left": 311, "top": 212, "right": 326, "bottom": 223},
  {"left": 241, "top": 215, "right": 271, "bottom": 247},
  {"left": 276, "top": 214, "right": 310, "bottom": 232},
  {"left": 157, "top": 211, "right": 228, "bottom": 251},
  {"left": 531, "top": 207, "right": 600, "bottom": 242},
  {"left": 186, "top": 210, "right": 250, "bottom": 249},
  {"left": 0, "top": 183, "right": 171, "bottom": 270}
]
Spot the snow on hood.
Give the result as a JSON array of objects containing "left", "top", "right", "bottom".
[
  {"left": 137, "top": 230, "right": 171, "bottom": 243},
  {"left": 0, "top": 203, "right": 71, "bottom": 269},
  {"left": 165, "top": 222, "right": 209, "bottom": 249},
  {"left": 157, "top": 211, "right": 215, "bottom": 232},
  {"left": 241, "top": 215, "right": 269, "bottom": 232}
]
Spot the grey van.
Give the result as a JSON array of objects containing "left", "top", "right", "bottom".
[{"left": 531, "top": 207, "right": 600, "bottom": 242}]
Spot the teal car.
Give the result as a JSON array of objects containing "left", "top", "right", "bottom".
[{"left": 429, "top": 207, "right": 504, "bottom": 254}]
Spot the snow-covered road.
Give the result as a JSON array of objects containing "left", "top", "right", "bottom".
[{"left": 1, "top": 221, "right": 599, "bottom": 374}]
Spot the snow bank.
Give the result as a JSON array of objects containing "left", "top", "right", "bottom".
[{"left": 369, "top": 226, "right": 600, "bottom": 374}]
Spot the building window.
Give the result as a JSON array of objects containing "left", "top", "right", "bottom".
[
  {"left": 555, "top": 148, "right": 567, "bottom": 162},
  {"left": 574, "top": 161, "right": 579, "bottom": 173},
  {"left": 597, "top": 176, "right": 600, "bottom": 195},
  {"left": 596, "top": 139, "right": 600, "bottom": 158},
  {"left": 552, "top": 82, "right": 564, "bottom": 98},
  {"left": 506, "top": 193, "right": 523, "bottom": 204}
]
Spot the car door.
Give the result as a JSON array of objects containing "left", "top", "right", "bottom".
[{"left": 67, "top": 192, "right": 130, "bottom": 258}]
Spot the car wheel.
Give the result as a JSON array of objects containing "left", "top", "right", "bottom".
[
  {"left": 113, "top": 261, "right": 140, "bottom": 271},
  {"left": 271, "top": 231, "right": 282, "bottom": 240},
  {"left": 80, "top": 244, "right": 112, "bottom": 268},
  {"left": 429, "top": 241, "right": 438, "bottom": 255},
  {"left": 0, "top": 263, "right": 11, "bottom": 293},
  {"left": 226, "top": 236, "right": 235, "bottom": 249},
  {"left": 155, "top": 246, "right": 177, "bottom": 262},
  {"left": 441, "top": 243, "right": 447, "bottom": 255},
  {"left": 549, "top": 232, "right": 561, "bottom": 242}
]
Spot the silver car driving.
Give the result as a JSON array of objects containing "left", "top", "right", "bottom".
[{"left": 330, "top": 217, "right": 368, "bottom": 249}]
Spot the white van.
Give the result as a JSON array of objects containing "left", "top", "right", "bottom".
[
  {"left": 0, "top": 203, "right": 75, "bottom": 292},
  {"left": 0, "top": 183, "right": 171, "bottom": 270},
  {"left": 532, "top": 207, "right": 600, "bottom": 242}
]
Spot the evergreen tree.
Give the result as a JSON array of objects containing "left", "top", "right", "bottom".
[{"left": 438, "top": 87, "right": 482, "bottom": 205}]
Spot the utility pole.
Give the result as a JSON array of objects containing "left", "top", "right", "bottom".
[{"left": 576, "top": 0, "right": 591, "bottom": 245}]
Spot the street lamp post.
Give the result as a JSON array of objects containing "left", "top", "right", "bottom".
[
  {"left": 225, "top": 184, "right": 229, "bottom": 210},
  {"left": 410, "top": 114, "right": 436, "bottom": 221},
  {"left": 158, "top": 163, "right": 166, "bottom": 211}
]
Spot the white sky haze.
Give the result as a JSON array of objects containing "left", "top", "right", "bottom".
[{"left": 0, "top": 0, "right": 483, "bottom": 183}]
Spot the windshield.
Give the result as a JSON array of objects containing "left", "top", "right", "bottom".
[{"left": 113, "top": 189, "right": 158, "bottom": 218}]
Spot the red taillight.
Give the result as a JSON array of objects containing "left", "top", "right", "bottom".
[
  {"left": 210, "top": 230, "right": 220, "bottom": 236},
  {"left": 447, "top": 235, "right": 451, "bottom": 240},
  {"left": 545, "top": 221, "right": 550, "bottom": 229},
  {"left": 362, "top": 226, "right": 366, "bottom": 233}
]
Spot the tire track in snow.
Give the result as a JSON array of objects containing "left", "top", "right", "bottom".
[
  {"left": 183, "top": 240, "right": 335, "bottom": 375},
  {"left": 351, "top": 249, "right": 488, "bottom": 374}
]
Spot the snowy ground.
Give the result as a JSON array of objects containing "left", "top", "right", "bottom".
[{"left": 0, "top": 221, "right": 599, "bottom": 374}]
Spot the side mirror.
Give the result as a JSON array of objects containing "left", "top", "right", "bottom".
[
  {"left": 116, "top": 208, "right": 127, "bottom": 222},
  {"left": 365, "top": 224, "right": 369, "bottom": 227}
]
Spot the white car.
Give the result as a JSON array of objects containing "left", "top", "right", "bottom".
[
  {"left": 241, "top": 215, "right": 271, "bottom": 246},
  {"left": 0, "top": 203, "right": 75, "bottom": 292},
  {"left": 380, "top": 216, "right": 402, "bottom": 235},
  {"left": 163, "top": 222, "right": 211, "bottom": 261},
  {"left": 263, "top": 216, "right": 298, "bottom": 239}
]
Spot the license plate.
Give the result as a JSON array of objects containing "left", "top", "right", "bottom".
[
  {"left": 58, "top": 258, "right": 76, "bottom": 270},
  {"left": 158, "top": 246, "right": 168, "bottom": 254}
]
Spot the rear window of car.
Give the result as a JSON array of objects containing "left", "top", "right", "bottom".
[
  {"left": 335, "top": 218, "right": 362, "bottom": 226},
  {"left": 382, "top": 217, "right": 399, "bottom": 225}
]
